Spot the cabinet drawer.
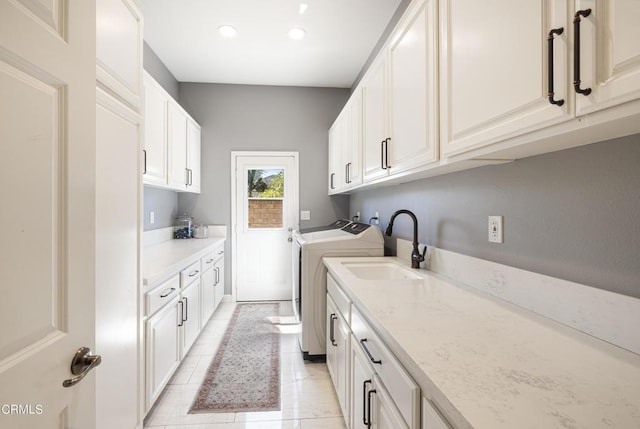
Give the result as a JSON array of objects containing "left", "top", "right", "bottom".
[
  {"left": 200, "top": 244, "right": 224, "bottom": 273},
  {"left": 351, "top": 307, "right": 420, "bottom": 428},
  {"left": 146, "top": 275, "right": 180, "bottom": 318},
  {"left": 180, "top": 260, "right": 201, "bottom": 287},
  {"left": 327, "top": 274, "right": 351, "bottom": 322}
]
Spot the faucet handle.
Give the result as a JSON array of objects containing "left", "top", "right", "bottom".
[{"left": 421, "top": 245, "right": 427, "bottom": 259}]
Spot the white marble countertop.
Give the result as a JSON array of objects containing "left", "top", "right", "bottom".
[
  {"left": 143, "top": 235, "right": 225, "bottom": 288},
  {"left": 323, "top": 256, "right": 640, "bottom": 429}
]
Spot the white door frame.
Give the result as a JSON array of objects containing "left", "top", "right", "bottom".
[{"left": 231, "top": 151, "right": 299, "bottom": 302}]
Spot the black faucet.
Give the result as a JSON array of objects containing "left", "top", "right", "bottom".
[{"left": 385, "top": 209, "right": 426, "bottom": 269}]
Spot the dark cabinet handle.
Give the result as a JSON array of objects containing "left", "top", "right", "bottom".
[
  {"left": 177, "top": 300, "right": 184, "bottom": 327},
  {"left": 330, "top": 172, "right": 335, "bottom": 189},
  {"left": 360, "top": 338, "right": 382, "bottom": 364},
  {"left": 367, "top": 389, "right": 377, "bottom": 428},
  {"left": 380, "top": 140, "right": 386, "bottom": 170},
  {"left": 182, "top": 297, "right": 188, "bottom": 322},
  {"left": 384, "top": 138, "right": 391, "bottom": 169},
  {"left": 347, "top": 163, "right": 352, "bottom": 183},
  {"left": 344, "top": 164, "right": 349, "bottom": 184},
  {"left": 329, "top": 313, "right": 338, "bottom": 346},
  {"left": 160, "top": 287, "right": 176, "bottom": 298},
  {"left": 142, "top": 149, "right": 147, "bottom": 174},
  {"left": 573, "top": 9, "right": 592, "bottom": 96},
  {"left": 547, "top": 27, "right": 565, "bottom": 106},
  {"left": 215, "top": 267, "right": 220, "bottom": 285},
  {"left": 363, "top": 379, "right": 372, "bottom": 427}
]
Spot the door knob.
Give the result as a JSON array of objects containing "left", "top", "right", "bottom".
[{"left": 62, "top": 347, "right": 102, "bottom": 388}]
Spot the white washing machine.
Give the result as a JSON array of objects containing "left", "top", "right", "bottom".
[{"left": 292, "top": 221, "right": 383, "bottom": 360}]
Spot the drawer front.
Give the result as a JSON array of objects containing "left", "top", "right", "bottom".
[
  {"left": 146, "top": 275, "right": 180, "bottom": 317},
  {"left": 180, "top": 260, "right": 201, "bottom": 287},
  {"left": 201, "top": 251, "right": 216, "bottom": 273},
  {"left": 351, "top": 307, "right": 420, "bottom": 428},
  {"left": 200, "top": 243, "right": 224, "bottom": 273},
  {"left": 327, "top": 274, "right": 351, "bottom": 322}
]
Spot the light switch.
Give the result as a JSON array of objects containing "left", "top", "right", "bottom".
[
  {"left": 301, "top": 210, "right": 311, "bottom": 221},
  {"left": 150, "top": 211, "right": 155, "bottom": 224}
]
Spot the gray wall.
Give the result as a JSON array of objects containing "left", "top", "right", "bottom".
[
  {"left": 143, "top": 42, "right": 180, "bottom": 231},
  {"left": 177, "top": 83, "right": 350, "bottom": 227},
  {"left": 177, "top": 83, "right": 350, "bottom": 293},
  {"left": 350, "top": 134, "right": 640, "bottom": 299}
]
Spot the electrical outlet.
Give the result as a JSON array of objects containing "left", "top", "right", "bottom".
[
  {"left": 149, "top": 211, "right": 155, "bottom": 224},
  {"left": 488, "top": 216, "right": 503, "bottom": 243},
  {"left": 300, "top": 210, "right": 311, "bottom": 221}
]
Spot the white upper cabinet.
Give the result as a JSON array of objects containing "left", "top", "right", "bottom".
[
  {"left": 186, "top": 117, "right": 202, "bottom": 193},
  {"left": 387, "top": 0, "right": 438, "bottom": 173},
  {"left": 143, "top": 73, "right": 168, "bottom": 186},
  {"left": 343, "top": 91, "right": 364, "bottom": 190},
  {"left": 574, "top": 0, "right": 640, "bottom": 116},
  {"left": 328, "top": 116, "right": 343, "bottom": 194},
  {"left": 362, "top": 0, "right": 438, "bottom": 182},
  {"left": 96, "top": 0, "right": 143, "bottom": 110},
  {"left": 168, "top": 102, "right": 188, "bottom": 190},
  {"left": 143, "top": 72, "right": 201, "bottom": 193},
  {"left": 439, "top": 0, "right": 572, "bottom": 157}
]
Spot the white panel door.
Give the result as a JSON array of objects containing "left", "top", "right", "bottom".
[
  {"left": 0, "top": 1, "right": 97, "bottom": 428},
  {"left": 186, "top": 117, "right": 201, "bottom": 193},
  {"left": 95, "top": 89, "right": 140, "bottom": 429},
  {"left": 439, "top": 0, "right": 571, "bottom": 156},
  {"left": 143, "top": 73, "right": 168, "bottom": 186},
  {"left": 234, "top": 153, "right": 299, "bottom": 301},
  {"left": 575, "top": 0, "right": 640, "bottom": 116}
]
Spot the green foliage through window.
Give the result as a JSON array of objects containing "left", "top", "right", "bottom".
[{"left": 248, "top": 169, "right": 284, "bottom": 198}]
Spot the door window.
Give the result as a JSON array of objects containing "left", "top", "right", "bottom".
[{"left": 247, "top": 168, "right": 284, "bottom": 229}]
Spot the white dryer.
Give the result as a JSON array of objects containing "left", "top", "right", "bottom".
[{"left": 292, "top": 221, "right": 383, "bottom": 360}]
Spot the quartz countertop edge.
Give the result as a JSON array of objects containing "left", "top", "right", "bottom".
[
  {"left": 143, "top": 236, "right": 225, "bottom": 288},
  {"left": 322, "top": 256, "right": 640, "bottom": 429}
]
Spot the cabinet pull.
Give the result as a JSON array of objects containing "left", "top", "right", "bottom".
[
  {"left": 380, "top": 140, "right": 387, "bottom": 170},
  {"left": 178, "top": 300, "right": 184, "bottom": 327},
  {"left": 189, "top": 168, "right": 193, "bottom": 186},
  {"left": 182, "top": 297, "right": 188, "bottom": 322},
  {"left": 206, "top": 258, "right": 214, "bottom": 264},
  {"left": 367, "top": 389, "right": 377, "bottom": 428},
  {"left": 329, "top": 313, "right": 338, "bottom": 346},
  {"left": 360, "top": 338, "right": 382, "bottom": 364},
  {"left": 189, "top": 269, "right": 199, "bottom": 277},
  {"left": 214, "top": 267, "right": 220, "bottom": 285},
  {"left": 160, "top": 287, "right": 176, "bottom": 298},
  {"left": 547, "top": 27, "right": 565, "bottom": 106},
  {"left": 142, "top": 149, "right": 147, "bottom": 174},
  {"left": 330, "top": 172, "right": 335, "bottom": 189},
  {"left": 185, "top": 167, "right": 190, "bottom": 186},
  {"left": 383, "top": 138, "right": 391, "bottom": 169},
  {"left": 363, "top": 379, "right": 372, "bottom": 427},
  {"left": 344, "top": 163, "right": 349, "bottom": 184},
  {"left": 573, "top": 9, "right": 592, "bottom": 96}
]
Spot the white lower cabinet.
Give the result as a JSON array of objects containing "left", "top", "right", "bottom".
[
  {"left": 422, "top": 398, "right": 452, "bottom": 429},
  {"left": 180, "top": 280, "right": 201, "bottom": 358},
  {"left": 145, "top": 295, "right": 181, "bottom": 410},
  {"left": 326, "top": 295, "right": 350, "bottom": 423},
  {"left": 328, "top": 274, "right": 420, "bottom": 429},
  {"left": 200, "top": 244, "right": 225, "bottom": 326},
  {"left": 213, "top": 253, "right": 225, "bottom": 310}
]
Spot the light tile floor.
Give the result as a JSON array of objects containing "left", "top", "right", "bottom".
[{"left": 144, "top": 301, "right": 347, "bottom": 429}]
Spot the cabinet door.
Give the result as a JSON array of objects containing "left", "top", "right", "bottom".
[
  {"left": 372, "top": 376, "right": 410, "bottom": 429},
  {"left": 200, "top": 268, "right": 215, "bottom": 326},
  {"left": 146, "top": 298, "right": 180, "bottom": 410},
  {"left": 143, "top": 74, "right": 168, "bottom": 186},
  {"left": 439, "top": 0, "right": 571, "bottom": 156},
  {"left": 167, "top": 102, "right": 188, "bottom": 190},
  {"left": 186, "top": 117, "right": 201, "bottom": 193},
  {"left": 328, "top": 114, "right": 345, "bottom": 194},
  {"left": 344, "top": 91, "right": 363, "bottom": 189},
  {"left": 423, "top": 398, "right": 452, "bottom": 429},
  {"left": 575, "top": 0, "right": 640, "bottom": 116},
  {"left": 214, "top": 256, "right": 225, "bottom": 310},
  {"left": 181, "top": 281, "right": 201, "bottom": 357},
  {"left": 350, "top": 334, "right": 375, "bottom": 429},
  {"left": 326, "top": 296, "right": 339, "bottom": 383},
  {"left": 388, "top": 0, "right": 438, "bottom": 172},
  {"left": 362, "top": 55, "right": 389, "bottom": 182},
  {"left": 96, "top": 0, "right": 143, "bottom": 109},
  {"left": 335, "top": 310, "right": 351, "bottom": 422}
]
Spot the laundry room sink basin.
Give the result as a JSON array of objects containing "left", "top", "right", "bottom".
[{"left": 342, "top": 261, "right": 423, "bottom": 281}]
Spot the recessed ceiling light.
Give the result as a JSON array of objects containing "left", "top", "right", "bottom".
[
  {"left": 288, "top": 28, "right": 306, "bottom": 40},
  {"left": 299, "top": 3, "right": 308, "bottom": 15},
  {"left": 217, "top": 25, "right": 238, "bottom": 38}
]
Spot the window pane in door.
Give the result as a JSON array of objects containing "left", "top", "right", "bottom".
[{"left": 247, "top": 169, "right": 284, "bottom": 228}]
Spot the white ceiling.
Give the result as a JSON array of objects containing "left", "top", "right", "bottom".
[{"left": 143, "top": 0, "right": 403, "bottom": 88}]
